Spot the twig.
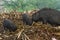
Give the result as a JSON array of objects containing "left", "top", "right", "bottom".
[
  {"left": 17, "top": 29, "right": 24, "bottom": 39},
  {"left": 52, "top": 33, "right": 60, "bottom": 35},
  {"left": 23, "top": 33, "right": 31, "bottom": 40}
]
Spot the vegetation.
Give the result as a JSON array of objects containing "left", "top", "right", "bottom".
[
  {"left": 3, "top": 0, "right": 60, "bottom": 12},
  {"left": 0, "top": 0, "right": 60, "bottom": 40}
]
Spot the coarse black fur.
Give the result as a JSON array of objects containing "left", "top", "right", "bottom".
[
  {"left": 22, "top": 14, "right": 33, "bottom": 26},
  {"left": 3, "top": 19, "right": 17, "bottom": 32},
  {"left": 32, "top": 8, "right": 60, "bottom": 26}
]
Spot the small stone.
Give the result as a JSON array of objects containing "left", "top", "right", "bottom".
[{"left": 52, "top": 37, "right": 57, "bottom": 40}]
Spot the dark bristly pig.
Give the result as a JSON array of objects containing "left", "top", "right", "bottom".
[
  {"left": 32, "top": 8, "right": 60, "bottom": 26},
  {"left": 3, "top": 19, "right": 17, "bottom": 32},
  {"left": 22, "top": 14, "right": 33, "bottom": 26}
]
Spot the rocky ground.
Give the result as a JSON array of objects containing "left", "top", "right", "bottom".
[{"left": 0, "top": 12, "right": 59, "bottom": 40}]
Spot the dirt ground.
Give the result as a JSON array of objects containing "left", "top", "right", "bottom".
[{"left": 0, "top": 12, "right": 60, "bottom": 40}]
